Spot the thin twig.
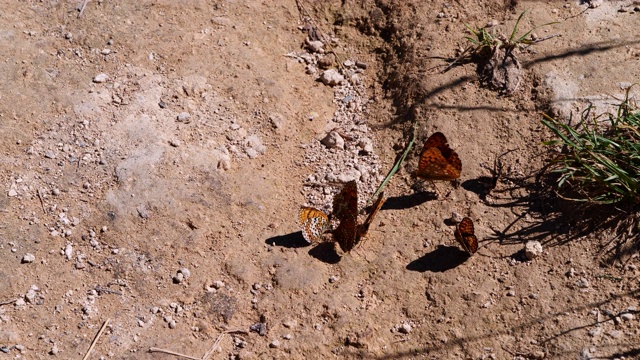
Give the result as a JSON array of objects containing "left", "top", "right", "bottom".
[
  {"left": 82, "top": 318, "right": 110, "bottom": 360},
  {"left": 202, "top": 333, "right": 225, "bottom": 360},
  {"left": 95, "top": 287, "right": 123, "bottom": 296},
  {"left": 0, "top": 298, "right": 19, "bottom": 306},
  {"left": 78, "top": 0, "right": 89, "bottom": 18},
  {"left": 148, "top": 347, "right": 201, "bottom": 360},
  {"left": 37, "top": 189, "right": 47, "bottom": 214}
]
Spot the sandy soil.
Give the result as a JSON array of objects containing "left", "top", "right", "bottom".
[{"left": 1, "top": 1, "right": 639, "bottom": 359}]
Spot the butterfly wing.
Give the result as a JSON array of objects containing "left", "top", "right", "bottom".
[
  {"left": 334, "top": 214, "right": 358, "bottom": 253},
  {"left": 332, "top": 180, "right": 358, "bottom": 222},
  {"left": 454, "top": 217, "right": 478, "bottom": 254},
  {"left": 298, "top": 206, "right": 329, "bottom": 244},
  {"left": 415, "top": 132, "right": 461, "bottom": 180},
  {"left": 357, "top": 192, "right": 385, "bottom": 240}
]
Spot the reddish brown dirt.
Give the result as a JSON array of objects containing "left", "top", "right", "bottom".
[{"left": 1, "top": 1, "right": 639, "bottom": 359}]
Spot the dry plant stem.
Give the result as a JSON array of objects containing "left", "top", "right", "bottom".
[
  {"left": 202, "top": 333, "right": 226, "bottom": 360},
  {"left": 78, "top": 0, "right": 89, "bottom": 18},
  {"left": 0, "top": 298, "right": 19, "bottom": 306},
  {"left": 37, "top": 189, "right": 46, "bottom": 214},
  {"left": 82, "top": 318, "right": 110, "bottom": 360},
  {"left": 148, "top": 347, "right": 201, "bottom": 360}
]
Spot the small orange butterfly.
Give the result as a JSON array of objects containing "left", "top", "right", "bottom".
[
  {"left": 298, "top": 207, "right": 330, "bottom": 243},
  {"left": 454, "top": 217, "right": 478, "bottom": 254},
  {"left": 413, "top": 132, "right": 462, "bottom": 181},
  {"left": 332, "top": 181, "right": 385, "bottom": 253}
]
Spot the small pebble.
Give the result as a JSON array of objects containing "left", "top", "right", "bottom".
[
  {"left": 169, "top": 139, "right": 181, "bottom": 147},
  {"left": 620, "top": 313, "right": 634, "bottom": 321},
  {"left": 282, "top": 334, "right": 292, "bottom": 340},
  {"left": 524, "top": 241, "right": 543, "bottom": 260},
  {"left": 44, "top": 150, "right": 56, "bottom": 159},
  {"left": 451, "top": 212, "right": 464, "bottom": 224},
  {"left": 93, "top": 73, "right": 109, "bottom": 83},
  {"left": 506, "top": 290, "right": 516, "bottom": 297},
  {"left": 50, "top": 344, "right": 59, "bottom": 355},
  {"left": 213, "top": 280, "right": 225, "bottom": 289},
  {"left": 22, "top": 253, "right": 36, "bottom": 263},
  {"left": 64, "top": 244, "right": 73, "bottom": 260},
  {"left": 52, "top": 188, "right": 61, "bottom": 196},
  {"left": 177, "top": 112, "right": 191, "bottom": 122},
  {"left": 576, "top": 277, "right": 590, "bottom": 289},
  {"left": 566, "top": 267, "right": 575, "bottom": 277},
  {"left": 319, "top": 69, "right": 344, "bottom": 86},
  {"left": 253, "top": 283, "right": 261, "bottom": 290},
  {"left": 321, "top": 131, "right": 345, "bottom": 150},
  {"left": 399, "top": 323, "right": 412, "bottom": 334},
  {"left": 328, "top": 275, "right": 339, "bottom": 283},
  {"left": 168, "top": 319, "right": 177, "bottom": 329},
  {"left": 306, "top": 40, "right": 324, "bottom": 53},
  {"left": 269, "top": 339, "right": 280, "bottom": 348}
]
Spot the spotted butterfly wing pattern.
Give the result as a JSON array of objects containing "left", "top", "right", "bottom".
[
  {"left": 357, "top": 192, "right": 385, "bottom": 240},
  {"left": 332, "top": 180, "right": 358, "bottom": 222},
  {"left": 413, "top": 132, "right": 462, "bottom": 181},
  {"left": 454, "top": 217, "right": 478, "bottom": 254},
  {"left": 298, "top": 206, "right": 330, "bottom": 244}
]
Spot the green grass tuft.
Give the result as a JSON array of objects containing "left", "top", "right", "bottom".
[{"left": 542, "top": 87, "right": 640, "bottom": 205}]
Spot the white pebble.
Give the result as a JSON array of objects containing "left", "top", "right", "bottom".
[
  {"left": 269, "top": 339, "right": 280, "bottom": 348},
  {"left": 524, "top": 241, "right": 543, "bottom": 260},
  {"left": 22, "top": 253, "right": 35, "bottom": 263},
  {"left": 620, "top": 313, "right": 634, "bottom": 321},
  {"left": 321, "top": 131, "right": 344, "bottom": 150},
  {"left": 319, "top": 69, "right": 344, "bottom": 86},
  {"left": 64, "top": 244, "right": 73, "bottom": 260},
  {"left": 93, "top": 73, "right": 109, "bottom": 83},
  {"left": 177, "top": 112, "right": 191, "bottom": 122},
  {"left": 576, "top": 277, "right": 590, "bottom": 288}
]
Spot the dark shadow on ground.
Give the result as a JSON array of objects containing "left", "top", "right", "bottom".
[
  {"left": 382, "top": 192, "right": 437, "bottom": 210},
  {"left": 308, "top": 242, "right": 341, "bottom": 264},
  {"left": 406, "top": 245, "right": 469, "bottom": 272},
  {"left": 264, "top": 231, "right": 309, "bottom": 248}
]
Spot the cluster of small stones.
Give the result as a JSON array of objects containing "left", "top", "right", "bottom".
[{"left": 288, "top": 26, "right": 383, "bottom": 213}]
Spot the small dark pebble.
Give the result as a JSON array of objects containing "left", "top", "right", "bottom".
[
  {"left": 355, "top": 61, "right": 368, "bottom": 69},
  {"left": 250, "top": 322, "right": 268, "bottom": 336},
  {"left": 0, "top": 346, "right": 9, "bottom": 353},
  {"left": 159, "top": 101, "right": 167, "bottom": 108}
]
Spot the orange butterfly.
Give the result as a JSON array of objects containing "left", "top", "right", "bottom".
[
  {"left": 332, "top": 181, "right": 385, "bottom": 252},
  {"left": 413, "top": 132, "right": 462, "bottom": 181},
  {"left": 298, "top": 207, "right": 330, "bottom": 243},
  {"left": 454, "top": 217, "right": 478, "bottom": 254}
]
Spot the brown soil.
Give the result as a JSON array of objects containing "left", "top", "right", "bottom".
[{"left": 1, "top": 1, "right": 639, "bottom": 359}]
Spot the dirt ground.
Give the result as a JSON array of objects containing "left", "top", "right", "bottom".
[{"left": 1, "top": 1, "right": 640, "bottom": 359}]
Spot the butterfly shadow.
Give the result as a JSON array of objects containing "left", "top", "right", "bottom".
[
  {"left": 383, "top": 191, "right": 438, "bottom": 211},
  {"left": 264, "top": 231, "right": 310, "bottom": 248},
  {"left": 461, "top": 177, "right": 495, "bottom": 198},
  {"left": 308, "top": 242, "right": 341, "bottom": 264},
  {"left": 406, "top": 245, "right": 470, "bottom": 272}
]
